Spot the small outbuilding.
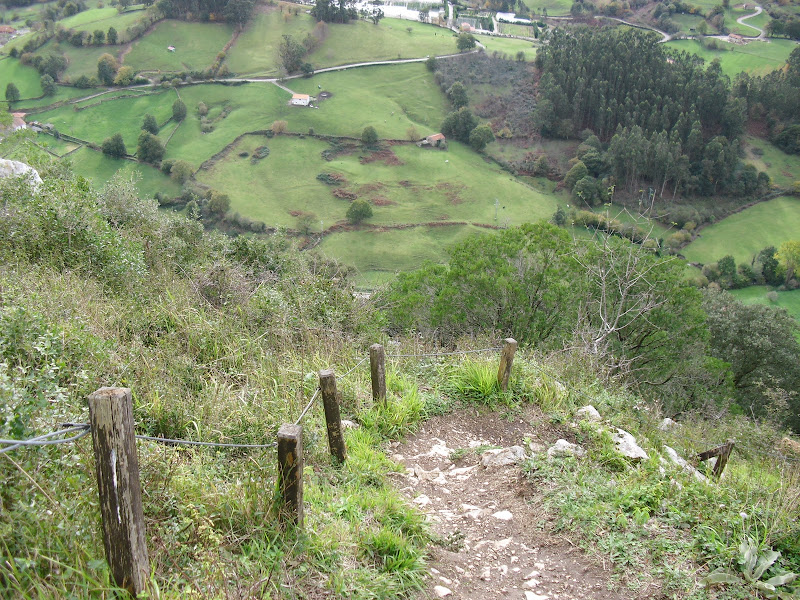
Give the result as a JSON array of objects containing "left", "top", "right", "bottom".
[
  {"left": 426, "top": 133, "right": 446, "bottom": 147},
  {"left": 291, "top": 93, "right": 311, "bottom": 106},
  {"left": 0, "top": 25, "right": 16, "bottom": 34},
  {"left": 11, "top": 113, "right": 27, "bottom": 131}
]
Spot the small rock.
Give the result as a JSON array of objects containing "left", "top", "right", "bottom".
[
  {"left": 523, "top": 579, "right": 541, "bottom": 588},
  {"left": 492, "top": 510, "right": 513, "bottom": 521},
  {"left": 434, "top": 585, "right": 452, "bottom": 598},
  {"left": 481, "top": 446, "right": 527, "bottom": 467},
  {"left": 547, "top": 439, "right": 585, "bottom": 458},
  {"left": 576, "top": 405, "right": 602, "bottom": 422},
  {"left": 412, "top": 494, "right": 431, "bottom": 506},
  {"left": 525, "top": 592, "right": 549, "bottom": 600},
  {"left": 658, "top": 417, "right": 679, "bottom": 431},
  {"left": 662, "top": 446, "right": 707, "bottom": 482},
  {"left": 528, "top": 441, "right": 546, "bottom": 454},
  {"left": 525, "top": 570, "right": 541, "bottom": 579},
  {"left": 480, "top": 566, "right": 491, "bottom": 580},
  {"left": 613, "top": 428, "right": 648, "bottom": 461},
  {"left": 439, "top": 576, "right": 452, "bottom": 585}
]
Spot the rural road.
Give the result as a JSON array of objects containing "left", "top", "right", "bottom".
[{"left": 736, "top": 5, "right": 766, "bottom": 39}]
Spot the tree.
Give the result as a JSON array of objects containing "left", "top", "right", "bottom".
[
  {"left": 107, "top": 27, "right": 118, "bottom": 45},
  {"left": 468, "top": 124, "right": 494, "bottom": 151},
  {"left": 39, "top": 54, "right": 68, "bottom": 80},
  {"left": 446, "top": 81, "right": 468, "bottom": 109},
  {"left": 93, "top": 29, "right": 105, "bottom": 45},
  {"left": 101, "top": 133, "right": 127, "bottom": 158},
  {"left": 441, "top": 107, "right": 478, "bottom": 143},
  {"left": 346, "top": 199, "right": 373, "bottom": 223},
  {"left": 456, "top": 33, "right": 476, "bottom": 52},
  {"left": 136, "top": 131, "right": 164, "bottom": 164},
  {"left": 113, "top": 66, "right": 135, "bottom": 86},
  {"left": 361, "top": 126, "right": 378, "bottom": 145},
  {"left": 757, "top": 246, "right": 782, "bottom": 286},
  {"left": 425, "top": 55, "right": 437, "bottom": 72},
  {"left": 776, "top": 240, "right": 800, "bottom": 284},
  {"left": 5, "top": 82, "right": 20, "bottom": 103},
  {"left": 169, "top": 160, "right": 193, "bottom": 183},
  {"left": 97, "top": 53, "right": 118, "bottom": 86},
  {"left": 142, "top": 114, "right": 159, "bottom": 135},
  {"left": 224, "top": 0, "right": 256, "bottom": 26},
  {"left": 278, "top": 34, "right": 306, "bottom": 73},
  {"left": 208, "top": 191, "right": 230, "bottom": 216},
  {"left": 37, "top": 74, "right": 57, "bottom": 98},
  {"left": 563, "top": 160, "right": 588, "bottom": 190},
  {"left": 172, "top": 99, "right": 187, "bottom": 122},
  {"left": 703, "top": 289, "right": 800, "bottom": 430}
]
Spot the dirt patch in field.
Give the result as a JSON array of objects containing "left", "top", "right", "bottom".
[
  {"left": 371, "top": 196, "right": 396, "bottom": 206},
  {"left": 436, "top": 182, "right": 465, "bottom": 205},
  {"left": 390, "top": 405, "right": 629, "bottom": 600},
  {"left": 399, "top": 180, "right": 413, "bottom": 187},
  {"left": 332, "top": 188, "right": 357, "bottom": 200},
  {"left": 358, "top": 182, "right": 386, "bottom": 194},
  {"left": 360, "top": 148, "right": 404, "bottom": 166}
]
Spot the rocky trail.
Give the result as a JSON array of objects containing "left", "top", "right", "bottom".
[{"left": 389, "top": 405, "right": 629, "bottom": 600}]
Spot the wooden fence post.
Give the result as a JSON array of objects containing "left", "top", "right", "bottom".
[
  {"left": 319, "top": 369, "right": 347, "bottom": 464},
  {"left": 697, "top": 439, "right": 735, "bottom": 478},
  {"left": 370, "top": 343, "right": 386, "bottom": 405},
  {"left": 87, "top": 387, "right": 149, "bottom": 597},
  {"left": 497, "top": 338, "right": 518, "bottom": 392},
  {"left": 277, "top": 424, "right": 304, "bottom": 527}
]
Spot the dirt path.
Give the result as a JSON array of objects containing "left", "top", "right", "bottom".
[{"left": 390, "top": 406, "right": 628, "bottom": 600}]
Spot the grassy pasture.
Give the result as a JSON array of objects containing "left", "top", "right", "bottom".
[
  {"left": 478, "top": 35, "right": 538, "bottom": 60},
  {"left": 67, "top": 145, "right": 182, "bottom": 198},
  {"left": 27, "top": 40, "right": 115, "bottom": 80},
  {"left": 58, "top": 6, "right": 148, "bottom": 33},
  {"left": 731, "top": 286, "right": 800, "bottom": 325},
  {"left": 726, "top": 7, "right": 763, "bottom": 35},
  {"left": 197, "top": 135, "right": 558, "bottom": 280},
  {"left": 33, "top": 88, "right": 177, "bottom": 150},
  {"left": 321, "top": 224, "right": 489, "bottom": 286},
  {"left": 742, "top": 136, "right": 800, "bottom": 189},
  {"left": 664, "top": 38, "right": 795, "bottom": 76},
  {"left": 17, "top": 84, "right": 105, "bottom": 109},
  {"left": 124, "top": 20, "right": 234, "bottom": 72},
  {"left": 33, "top": 134, "right": 81, "bottom": 156},
  {"left": 224, "top": 8, "right": 316, "bottom": 75},
  {"left": 304, "top": 18, "right": 457, "bottom": 69},
  {"left": 681, "top": 196, "right": 800, "bottom": 265},
  {"left": 0, "top": 57, "right": 43, "bottom": 99},
  {"left": 670, "top": 12, "right": 708, "bottom": 34},
  {"left": 495, "top": 21, "right": 541, "bottom": 37},
  {"left": 288, "top": 63, "right": 448, "bottom": 138},
  {"left": 164, "top": 83, "right": 289, "bottom": 165},
  {"left": 520, "top": 0, "right": 574, "bottom": 16}
]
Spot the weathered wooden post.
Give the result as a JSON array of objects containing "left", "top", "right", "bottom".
[
  {"left": 277, "top": 424, "right": 304, "bottom": 527},
  {"left": 87, "top": 387, "right": 149, "bottom": 597},
  {"left": 497, "top": 338, "right": 518, "bottom": 392},
  {"left": 319, "top": 369, "right": 347, "bottom": 463},
  {"left": 370, "top": 343, "right": 386, "bottom": 405},
  {"left": 697, "top": 439, "right": 735, "bottom": 478}
]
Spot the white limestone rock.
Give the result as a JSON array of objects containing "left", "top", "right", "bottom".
[
  {"left": 481, "top": 445, "right": 527, "bottom": 467},
  {"left": 662, "top": 446, "right": 707, "bottom": 482},
  {"left": 613, "top": 428, "right": 649, "bottom": 461},
  {"left": 658, "top": 417, "right": 679, "bottom": 431},
  {"left": 0, "top": 159, "right": 42, "bottom": 189},
  {"left": 547, "top": 439, "right": 586, "bottom": 458},
  {"left": 576, "top": 405, "right": 602, "bottom": 422}
]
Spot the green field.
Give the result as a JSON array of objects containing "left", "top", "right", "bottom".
[
  {"left": 731, "top": 286, "right": 800, "bottom": 327},
  {"left": 521, "top": 0, "right": 574, "bottom": 16},
  {"left": 321, "top": 224, "right": 490, "bottom": 286},
  {"left": 0, "top": 57, "right": 43, "bottom": 99},
  {"left": 197, "top": 135, "right": 558, "bottom": 280},
  {"left": 67, "top": 145, "right": 183, "bottom": 198},
  {"left": 17, "top": 84, "right": 105, "bottom": 110},
  {"left": 33, "top": 134, "right": 82, "bottom": 156},
  {"left": 124, "top": 20, "right": 234, "bottom": 72},
  {"left": 26, "top": 40, "right": 117, "bottom": 80},
  {"left": 33, "top": 88, "right": 177, "bottom": 149},
  {"left": 664, "top": 38, "right": 796, "bottom": 76},
  {"left": 305, "top": 18, "right": 458, "bottom": 69},
  {"left": 58, "top": 6, "right": 147, "bottom": 34},
  {"left": 682, "top": 196, "right": 800, "bottom": 265},
  {"left": 743, "top": 136, "right": 800, "bottom": 189},
  {"left": 478, "top": 34, "right": 538, "bottom": 60},
  {"left": 670, "top": 12, "right": 708, "bottom": 34},
  {"left": 726, "top": 7, "right": 763, "bottom": 35},
  {"left": 224, "top": 8, "right": 316, "bottom": 75}
]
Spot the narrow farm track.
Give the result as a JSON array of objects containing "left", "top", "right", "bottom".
[{"left": 391, "top": 407, "right": 631, "bottom": 600}]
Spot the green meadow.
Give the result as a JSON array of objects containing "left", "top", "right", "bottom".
[
  {"left": 664, "top": 38, "right": 795, "bottom": 76},
  {"left": 521, "top": 0, "right": 574, "bottom": 16},
  {"left": 198, "top": 135, "right": 557, "bottom": 230},
  {"left": 0, "top": 57, "right": 43, "bottom": 99},
  {"left": 731, "top": 286, "right": 800, "bottom": 326},
  {"left": 67, "top": 145, "right": 183, "bottom": 198},
  {"left": 304, "top": 18, "right": 458, "bottom": 69},
  {"left": 124, "top": 20, "right": 234, "bottom": 72},
  {"left": 17, "top": 84, "right": 105, "bottom": 110},
  {"left": 224, "top": 8, "right": 317, "bottom": 75},
  {"left": 682, "top": 196, "right": 800, "bottom": 264},
  {"left": 27, "top": 40, "right": 116, "bottom": 80},
  {"left": 478, "top": 34, "right": 538, "bottom": 60},
  {"left": 743, "top": 135, "right": 800, "bottom": 189},
  {"left": 320, "top": 224, "right": 489, "bottom": 286},
  {"left": 33, "top": 133, "right": 82, "bottom": 156},
  {"left": 33, "top": 88, "right": 178, "bottom": 150},
  {"left": 726, "top": 7, "right": 762, "bottom": 35},
  {"left": 58, "top": 6, "right": 147, "bottom": 33}
]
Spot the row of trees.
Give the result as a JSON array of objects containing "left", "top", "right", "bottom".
[
  {"left": 101, "top": 100, "right": 185, "bottom": 161},
  {"left": 381, "top": 222, "right": 800, "bottom": 432}
]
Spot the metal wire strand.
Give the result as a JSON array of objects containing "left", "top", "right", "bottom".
[
  {"left": 0, "top": 425, "right": 91, "bottom": 455},
  {"left": 134, "top": 435, "right": 277, "bottom": 449},
  {"left": 294, "top": 388, "right": 320, "bottom": 426},
  {"left": 387, "top": 346, "right": 503, "bottom": 359}
]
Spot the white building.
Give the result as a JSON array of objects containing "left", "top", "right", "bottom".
[{"left": 291, "top": 93, "right": 311, "bottom": 106}]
